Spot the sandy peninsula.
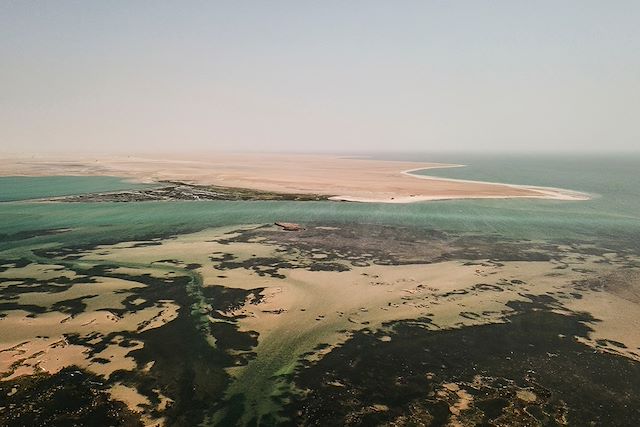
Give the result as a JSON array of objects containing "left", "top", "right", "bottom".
[{"left": 0, "top": 153, "right": 589, "bottom": 203}]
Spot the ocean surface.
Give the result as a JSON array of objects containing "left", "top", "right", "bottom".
[
  {"left": 1, "top": 154, "right": 639, "bottom": 255},
  {"left": 0, "top": 175, "right": 157, "bottom": 202}
]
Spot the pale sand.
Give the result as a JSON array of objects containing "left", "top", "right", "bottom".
[
  {"left": 0, "top": 152, "right": 589, "bottom": 203},
  {"left": 122, "top": 226, "right": 640, "bottom": 424},
  {"left": 73, "top": 225, "right": 640, "bottom": 363},
  {"left": 2, "top": 224, "right": 639, "bottom": 423},
  {"left": 68, "top": 224, "right": 640, "bottom": 425},
  {"left": 108, "top": 382, "right": 170, "bottom": 425},
  {"left": 0, "top": 275, "right": 178, "bottom": 381}
]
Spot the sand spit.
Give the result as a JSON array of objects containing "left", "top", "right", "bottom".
[
  {"left": 398, "top": 167, "right": 591, "bottom": 202},
  {"left": 0, "top": 153, "right": 589, "bottom": 203}
]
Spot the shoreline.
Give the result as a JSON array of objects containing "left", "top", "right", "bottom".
[
  {"left": 0, "top": 154, "right": 591, "bottom": 204},
  {"left": 329, "top": 166, "right": 590, "bottom": 203},
  {"left": 401, "top": 167, "right": 591, "bottom": 201}
]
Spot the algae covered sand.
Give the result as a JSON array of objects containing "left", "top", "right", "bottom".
[{"left": 2, "top": 221, "right": 640, "bottom": 426}]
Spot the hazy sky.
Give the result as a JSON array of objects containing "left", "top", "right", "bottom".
[{"left": 1, "top": 1, "right": 639, "bottom": 154}]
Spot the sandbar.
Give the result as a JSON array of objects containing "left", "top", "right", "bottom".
[{"left": 0, "top": 153, "right": 589, "bottom": 203}]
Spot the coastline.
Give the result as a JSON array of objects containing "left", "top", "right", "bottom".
[
  {"left": 401, "top": 167, "right": 591, "bottom": 201},
  {"left": 329, "top": 165, "right": 590, "bottom": 203},
  {"left": 0, "top": 154, "right": 590, "bottom": 204},
  {"left": 326, "top": 167, "right": 589, "bottom": 203}
]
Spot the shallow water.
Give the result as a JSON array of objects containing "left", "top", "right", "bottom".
[
  {"left": 2, "top": 154, "right": 640, "bottom": 253},
  {"left": 0, "top": 176, "right": 156, "bottom": 202},
  {"left": 1, "top": 154, "right": 640, "bottom": 426}
]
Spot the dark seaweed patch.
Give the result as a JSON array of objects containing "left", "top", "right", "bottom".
[
  {"left": 0, "top": 256, "right": 265, "bottom": 426},
  {"left": 285, "top": 298, "right": 640, "bottom": 426},
  {"left": 4, "top": 222, "right": 640, "bottom": 426},
  {"left": 0, "top": 273, "right": 98, "bottom": 306},
  {"left": 213, "top": 255, "right": 297, "bottom": 278},
  {"left": 201, "top": 285, "right": 264, "bottom": 313},
  {"left": 45, "top": 182, "right": 329, "bottom": 203},
  {"left": 215, "top": 224, "right": 575, "bottom": 270},
  {"left": 0, "top": 228, "right": 71, "bottom": 243},
  {"left": 129, "top": 241, "right": 163, "bottom": 248},
  {"left": 0, "top": 367, "right": 142, "bottom": 426},
  {"left": 57, "top": 267, "right": 264, "bottom": 426},
  {"left": 0, "top": 258, "right": 32, "bottom": 272},
  {"left": 50, "top": 295, "right": 97, "bottom": 316},
  {"left": 0, "top": 302, "right": 47, "bottom": 313}
]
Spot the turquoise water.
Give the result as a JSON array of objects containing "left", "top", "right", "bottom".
[
  {"left": 1, "top": 154, "right": 639, "bottom": 425},
  {"left": 1, "top": 155, "right": 639, "bottom": 254},
  {"left": 0, "top": 176, "right": 156, "bottom": 202}
]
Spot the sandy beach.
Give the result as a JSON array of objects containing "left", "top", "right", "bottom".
[{"left": 0, "top": 153, "right": 588, "bottom": 203}]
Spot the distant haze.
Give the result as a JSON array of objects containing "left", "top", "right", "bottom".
[{"left": 1, "top": 1, "right": 639, "bottom": 154}]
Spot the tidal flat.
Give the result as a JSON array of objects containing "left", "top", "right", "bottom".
[
  {"left": 2, "top": 155, "right": 640, "bottom": 426},
  {"left": 2, "top": 221, "right": 640, "bottom": 426}
]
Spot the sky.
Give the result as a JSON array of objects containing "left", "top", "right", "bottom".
[{"left": 1, "top": 1, "right": 639, "bottom": 154}]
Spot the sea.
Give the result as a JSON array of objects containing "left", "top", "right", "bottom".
[
  {"left": 2, "top": 153, "right": 639, "bottom": 255},
  {"left": 2, "top": 152, "right": 640, "bottom": 425}
]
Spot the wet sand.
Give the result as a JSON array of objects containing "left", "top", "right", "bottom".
[{"left": 0, "top": 153, "right": 588, "bottom": 203}]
